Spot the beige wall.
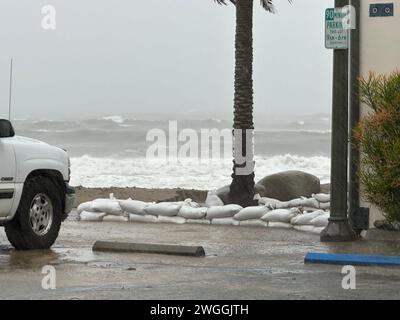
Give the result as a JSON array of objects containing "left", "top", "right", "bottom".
[{"left": 359, "top": 0, "right": 400, "bottom": 226}]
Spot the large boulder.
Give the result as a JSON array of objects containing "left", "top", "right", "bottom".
[
  {"left": 256, "top": 171, "right": 320, "bottom": 201},
  {"left": 215, "top": 171, "right": 320, "bottom": 204}
]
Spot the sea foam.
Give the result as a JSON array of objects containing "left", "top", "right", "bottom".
[{"left": 69, "top": 154, "right": 330, "bottom": 189}]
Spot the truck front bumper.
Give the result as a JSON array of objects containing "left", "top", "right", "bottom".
[{"left": 65, "top": 183, "right": 76, "bottom": 215}]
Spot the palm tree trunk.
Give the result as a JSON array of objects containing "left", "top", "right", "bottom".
[{"left": 229, "top": 0, "right": 256, "bottom": 207}]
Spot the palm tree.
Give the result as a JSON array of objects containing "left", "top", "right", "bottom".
[{"left": 215, "top": 0, "right": 291, "bottom": 207}]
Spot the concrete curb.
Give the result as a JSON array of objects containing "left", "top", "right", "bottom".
[{"left": 92, "top": 241, "right": 205, "bottom": 257}]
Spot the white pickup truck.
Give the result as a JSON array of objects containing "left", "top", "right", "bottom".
[{"left": 0, "top": 119, "right": 75, "bottom": 250}]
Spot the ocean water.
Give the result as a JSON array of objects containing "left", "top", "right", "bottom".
[{"left": 12, "top": 113, "right": 331, "bottom": 190}]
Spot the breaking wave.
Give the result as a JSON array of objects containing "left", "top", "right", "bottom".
[{"left": 69, "top": 154, "right": 330, "bottom": 190}]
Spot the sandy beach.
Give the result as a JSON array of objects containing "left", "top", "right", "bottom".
[{"left": 73, "top": 186, "right": 208, "bottom": 207}]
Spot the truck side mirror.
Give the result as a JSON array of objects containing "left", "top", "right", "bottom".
[{"left": 0, "top": 119, "right": 15, "bottom": 138}]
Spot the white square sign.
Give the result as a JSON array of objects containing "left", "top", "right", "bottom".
[{"left": 325, "top": 8, "right": 349, "bottom": 49}]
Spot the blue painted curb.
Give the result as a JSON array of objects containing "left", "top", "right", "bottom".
[{"left": 305, "top": 252, "right": 400, "bottom": 267}]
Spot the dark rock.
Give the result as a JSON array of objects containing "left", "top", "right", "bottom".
[
  {"left": 215, "top": 171, "right": 320, "bottom": 204},
  {"left": 256, "top": 171, "right": 320, "bottom": 201},
  {"left": 320, "top": 183, "right": 331, "bottom": 194}
]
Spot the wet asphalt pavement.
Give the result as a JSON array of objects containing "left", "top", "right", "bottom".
[{"left": 0, "top": 211, "right": 399, "bottom": 300}]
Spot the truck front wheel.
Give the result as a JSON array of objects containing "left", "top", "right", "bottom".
[{"left": 5, "top": 176, "right": 62, "bottom": 250}]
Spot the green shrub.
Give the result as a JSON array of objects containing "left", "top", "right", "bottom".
[{"left": 354, "top": 71, "right": 400, "bottom": 222}]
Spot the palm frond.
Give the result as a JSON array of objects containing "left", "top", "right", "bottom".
[
  {"left": 260, "top": 0, "right": 275, "bottom": 12},
  {"left": 214, "top": 0, "right": 236, "bottom": 5},
  {"left": 260, "top": 0, "right": 293, "bottom": 13}
]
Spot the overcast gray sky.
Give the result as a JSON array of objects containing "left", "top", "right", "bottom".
[{"left": 0, "top": 0, "right": 333, "bottom": 119}]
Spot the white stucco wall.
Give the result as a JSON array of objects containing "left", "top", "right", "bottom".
[{"left": 359, "top": 0, "right": 400, "bottom": 226}]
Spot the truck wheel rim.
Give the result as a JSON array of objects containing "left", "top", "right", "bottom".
[{"left": 29, "top": 193, "right": 53, "bottom": 236}]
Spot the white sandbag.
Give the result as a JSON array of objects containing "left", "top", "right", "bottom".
[
  {"left": 254, "top": 194, "right": 281, "bottom": 209},
  {"left": 268, "top": 222, "right": 292, "bottom": 229},
  {"left": 312, "top": 227, "right": 325, "bottom": 234},
  {"left": 261, "top": 208, "right": 300, "bottom": 223},
  {"left": 79, "top": 211, "right": 106, "bottom": 221},
  {"left": 144, "top": 202, "right": 182, "bottom": 216},
  {"left": 103, "top": 215, "right": 129, "bottom": 222},
  {"left": 234, "top": 206, "right": 270, "bottom": 221},
  {"left": 205, "top": 190, "right": 224, "bottom": 207},
  {"left": 187, "top": 219, "right": 211, "bottom": 225},
  {"left": 291, "top": 210, "right": 325, "bottom": 225},
  {"left": 91, "top": 199, "right": 123, "bottom": 216},
  {"left": 129, "top": 214, "right": 158, "bottom": 223},
  {"left": 120, "top": 199, "right": 149, "bottom": 215},
  {"left": 211, "top": 218, "right": 240, "bottom": 226},
  {"left": 239, "top": 219, "right": 268, "bottom": 227},
  {"left": 302, "top": 207, "right": 321, "bottom": 213},
  {"left": 77, "top": 201, "right": 93, "bottom": 214},
  {"left": 319, "top": 202, "right": 331, "bottom": 210},
  {"left": 300, "top": 198, "right": 320, "bottom": 209},
  {"left": 182, "top": 199, "right": 201, "bottom": 208},
  {"left": 288, "top": 198, "right": 302, "bottom": 207},
  {"left": 310, "top": 213, "right": 330, "bottom": 227},
  {"left": 293, "top": 225, "right": 316, "bottom": 233},
  {"left": 157, "top": 215, "right": 187, "bottom": 224},
  {"left": 178, "top": 205, "right": 207, "bottom": 219},
  {"left": 206, "top": 204, "right": 243, "bottom": 219},
  {"left": 312, "top": 193, "right": 330, "bottom": 203},
  {"left": 275, "top": 198, "right": 302, "bottom": 209}
]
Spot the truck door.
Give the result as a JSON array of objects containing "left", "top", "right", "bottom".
[{"left": 0, "top": 138, "right": 16, "bottom": 217}]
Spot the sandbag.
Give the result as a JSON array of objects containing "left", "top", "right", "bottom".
[
  {"left": 187, "top": 219, "right": 211, "bottom": 225},
  {"left": 312, "top": 227, "right": 325, "bottom": 234},
  {"left": 91, "top": 199, "right": 123, "bottom": 216},
  {"left": 178, "top": 205, "right": 207, "bottom": 219},
  {"left": 211, "top": 218, "right": 240, "bottom": 226},
  {"left": 79, "top": 211, "right": 106, "bottom": 221},
  {"left": 261, "top": 208, "right": 300, "bottom": 223},
  {"left": 268, "top": 222, "right": 292, "bottom": 229},
  {"left": 254, "top": 194, "right": 282, "bottom": 209},
  {"left": 120, "top": 199, "right": 149, "bottom": 215},
  {"left": 158, "top": 216, "right": 187, "bottom": 224},
  {"left": 293, "top": 225, "right": 316, "bottom": 233},
  {"left": 77, "top": 201, "right": 93, "bottom": 214},
  {"left": 129, "top": 214, "right": 158, "bottom": 223},
  {"left": 319, "top": 202, "right": 330, "bottom": 210},
  {"left": 205, "top": 190, "right": 224, "bottom": 207},
  {"left": 275, "top": 198, "right": 302, "bottom": 209},
  {"left": 103, "top": 215, "right": 129, "bottom": 222},
  {"left": 239, "top": 219, "right": 268, "bottom": 227},
  {"left": 302, "top": 207, "right": 321, "bottom": 213},
  {"left": 206, "top": 204, "right": 242, "bottom": 220},
  {"left": 144, "top": 202, "right": 182, "bottom": 216},
  {"left": 310, "top": 213, "right": 330, "bottom": 227},
  {"left": 312, "top": 193, "right": 330, "bottom": 203},
  {"left": 234, "top": 206, "right": 270, "bottom": 221},
  {"left": 300, "top": 198, "right": 320, "bottom": 209},
  {"left": 182, "top": 199, "right": 201, "bottom": 208},
  {"left": 291, "top": 210, "right": 325, "bottom": 225}
]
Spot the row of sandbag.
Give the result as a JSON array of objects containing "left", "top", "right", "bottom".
[
  {"left": 77, "top": 197, "right": 329, "bottom": 233},
  {"left": 206, "top": 189, "right": 330, "bottom": 212}
]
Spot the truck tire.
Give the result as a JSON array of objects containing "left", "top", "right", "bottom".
[{"left": 5, "top": 176, "right": 62, "bottom": 250}]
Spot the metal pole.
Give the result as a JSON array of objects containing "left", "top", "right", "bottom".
[
  {"left": 321, "top": 0, "right": 356, "bottom": 242},
  {"left": 348, "top": 0, "right": 363, "bottom": 233},
  {"left": 8, "top": 58, "right": 13, "bottom": 121}
]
